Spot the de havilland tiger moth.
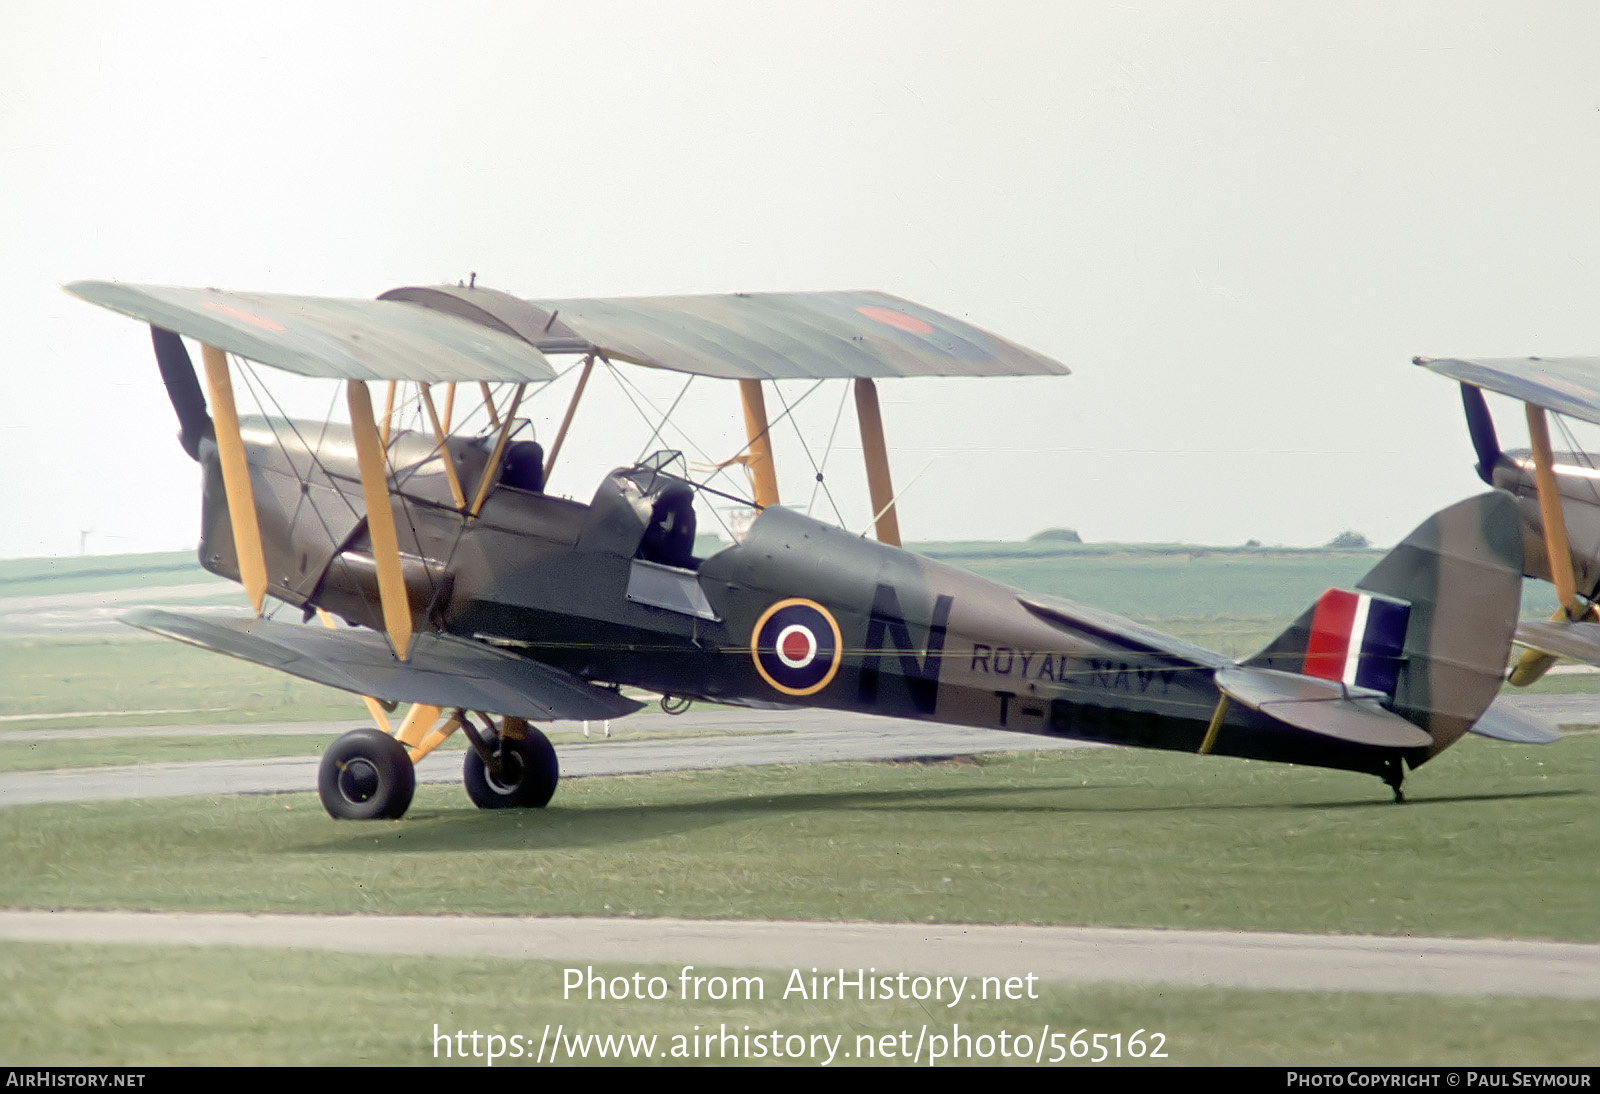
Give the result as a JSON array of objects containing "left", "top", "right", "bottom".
[{"left": 67, "top": 279, "right": 1552, "bottom": 819}]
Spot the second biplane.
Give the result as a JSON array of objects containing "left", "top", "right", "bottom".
[
  {"left": 1417, "top": 353, "right": 1600, "bottom": 689},
  {"left": 71, "top": 280, "right": 1536, "bottom": 817}
]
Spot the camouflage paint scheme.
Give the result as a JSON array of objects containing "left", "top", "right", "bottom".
[
  {"left": 71, "top": 283, "right": 1533, "bottom": 817},
  {"left": 181, "top": 412, "right": 1523, "bottom": 787}
]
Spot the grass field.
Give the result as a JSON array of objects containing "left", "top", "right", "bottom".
[
  {"left": 1, "top": 737, "right": 1597, "bottom": 1066},
  {"left": 4, "top": 943, "right": 1595, "bottom": 1066},
  {"left": 1, "top": 548, "right": 1595, "bottom": 1067},
  {"left": 0, "top": 551, "right": 218, "bottom": 598},
  {"left": 0, "top": 637, "right": 360, "bottom": 728},
  {"left": 3, "top": 736, "right": 1592, "bottom": 940}
]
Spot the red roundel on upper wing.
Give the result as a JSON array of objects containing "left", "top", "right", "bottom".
[
  {"left": 856, "top": 304, "right": 935, "bottom": 335},
  {"left": 202, "top": 299, "right": 287, "bottom": 332}
]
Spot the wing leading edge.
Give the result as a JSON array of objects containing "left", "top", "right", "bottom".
[
  {"left": 521, "top": 290, "right": 1070, "bottom": 379},
  {"left": 66, "top": 281, "right": 559, "bottom": 383},
  {"left": 1415, "top": 356, "right": 1600, "bottom": 428},
  {"left": 124, "top": 608, "right": 642, "bottom": 722},
  {"left": 71, "top": 280, "right": 1069, "bottom": 383}
]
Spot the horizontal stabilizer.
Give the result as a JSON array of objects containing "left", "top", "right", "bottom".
[
  {"left": 1469, "top": 700, "right": 1562, "bottom": 745},
  {"left": 66, "top": 282, "right": 557, "bottom": 383},
  {"left": 1515, "top": 619, "right": 1600, "bottom": 666},
  {"left": 124, "top": 608, "right": 642, "bottom": 722},
  {"left": 1215, "top": 666, "right": 1433, "bottom": 749}
]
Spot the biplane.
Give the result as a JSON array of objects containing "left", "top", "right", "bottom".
[
  {"left": 1417, "top": 354, "right": 1600, "bottom": 688},
  {"left": 69, "top": 279, "right": 1537, "bottom": 817}
]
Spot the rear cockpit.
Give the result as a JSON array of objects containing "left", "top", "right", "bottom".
[{"left": 580, "top": 451, "right": 706, "bottom": 569}]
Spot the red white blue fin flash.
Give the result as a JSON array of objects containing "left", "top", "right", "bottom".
[{"left": 1303, "top": 589, "right": 1410, "bottom": 696}]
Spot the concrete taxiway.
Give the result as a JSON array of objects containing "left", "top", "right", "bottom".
[
  {"left": 0, "top": 695, "right": 1584, "bottom": 808},
  {"left": 1, "top": 910, "right": 1597, "bottom": 1000},
  {"left": 0, "top": 708, "right": 1097, "bottom": 806},
  {"left": 0, "top": 687, "right": 1591, "bottom": 1001}
]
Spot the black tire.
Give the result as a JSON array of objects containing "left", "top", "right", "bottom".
[
  {"left": 463, "top": 727, "right": 559, "bottom": 809},
  {"left": 318, "top": 728, "right": 416, "bottom": 820}
]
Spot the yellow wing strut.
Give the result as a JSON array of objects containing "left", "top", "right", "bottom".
[
  {"left": 854, "top": 378, "right": 902, "bottom": 547},
  {"left": 379, "top": 380, "right": 397, "bottom": 447},
  {"left": 1528, "top": 404, "right": 1579, "bottom": 609},
  {"left": 315, "top": 608, "right": 394, "bottom": 730},
  {"left": 543, "top": 355, "right": 595, "bottom": 484},
  {"left": 738, "top": 379, "right": 780, "bottom": 508},
  {"left": 1198, "top": 694, "right": 1230, "bottom": 755},
  {"left": 346, "top": 380, "right": 413, "bottom": 660},
  {"left": 479, "top": 382, "right": 502, "bottom": 429},
  {"left": 200, "top": 345, "right": 269, "bottom": 616},
  {"left": 1510, "top": 404, "right": 1590, "bottom": 686},
  {"left": 469, "top": 384, "right": 526, "bottom": 517},
  {"left": 418, "top": 383, "right": 467, "bottom": 511}
]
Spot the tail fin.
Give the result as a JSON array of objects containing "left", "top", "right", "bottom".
[{"left": 1246, "top": 491, "right": 1523, "bottom": 762}]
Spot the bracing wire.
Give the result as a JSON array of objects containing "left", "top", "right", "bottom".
[
  {"left": 770, "top": 379, "right": 847, "bottom": 528},
  {"left": 806, "top": 381, "right": 853, "bottom": 517},
  {"left": 635, "top": 374, "right": 696, "bottom": 463}
]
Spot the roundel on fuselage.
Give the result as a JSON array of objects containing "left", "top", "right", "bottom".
[{"left": 750, "top": 598, "right": 843, "bottom": 696}]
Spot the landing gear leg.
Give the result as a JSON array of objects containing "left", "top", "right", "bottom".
[
  {"left": 1380, "top": 757, "right": 1406, "bottom": 804},
  {"left": 462, "top": 713, "right": 560, "bottom": 809}
]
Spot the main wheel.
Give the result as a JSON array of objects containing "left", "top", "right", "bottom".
[
  {"left": 464, "top": 727, "right": 559, "bottom": 809},
  {"left": 318, "top": 728, "right": 416, "bottom": 820}
]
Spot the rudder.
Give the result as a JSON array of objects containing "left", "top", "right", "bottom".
[{"left": 1248, "top": 491, "right": 1523, "bottom": 763}]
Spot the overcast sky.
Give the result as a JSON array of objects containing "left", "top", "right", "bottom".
[{"left": 6, "top": 1, "right": 1600, "bottom": 557}]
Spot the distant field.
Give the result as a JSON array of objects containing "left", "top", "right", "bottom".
[
  {"left": 928, "top": 548, "right": 1383, "bottom": 656},
  {"left": 0, "top": 545, "right": 1579, "bottom": 731},
  {"left": 0, "top": 551, "right": 219, "bottom": 599},
  {"left": 0, "top": 638, "right": 359, "bottom": 729}
]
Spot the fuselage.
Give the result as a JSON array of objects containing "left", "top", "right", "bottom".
[{"left": 198, "top": 417, "right": 1420, "bottom": 781}]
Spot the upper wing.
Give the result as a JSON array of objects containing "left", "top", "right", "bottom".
[
  {"left": 71, "top": 280, "right": 1067, "bottom": 383},
  {"left": 66, "top": 281, "right": 558, "bottom": 383},
  {"left": 125, "top": 608, "right": 643, "bottom": 722},
  {"left": 517, "top": 290, "right": 1070, "bottom": 379},
  {"left": 1415, "top": 356, "right": 1600, "bottom": 427}
]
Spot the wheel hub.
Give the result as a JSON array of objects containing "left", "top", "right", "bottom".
[
  {"left": 486, "top": 749, "right": 525, "bottom": 793},
  {"left": 338, "top": 758, "right": 380, "bottom": 803}
]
